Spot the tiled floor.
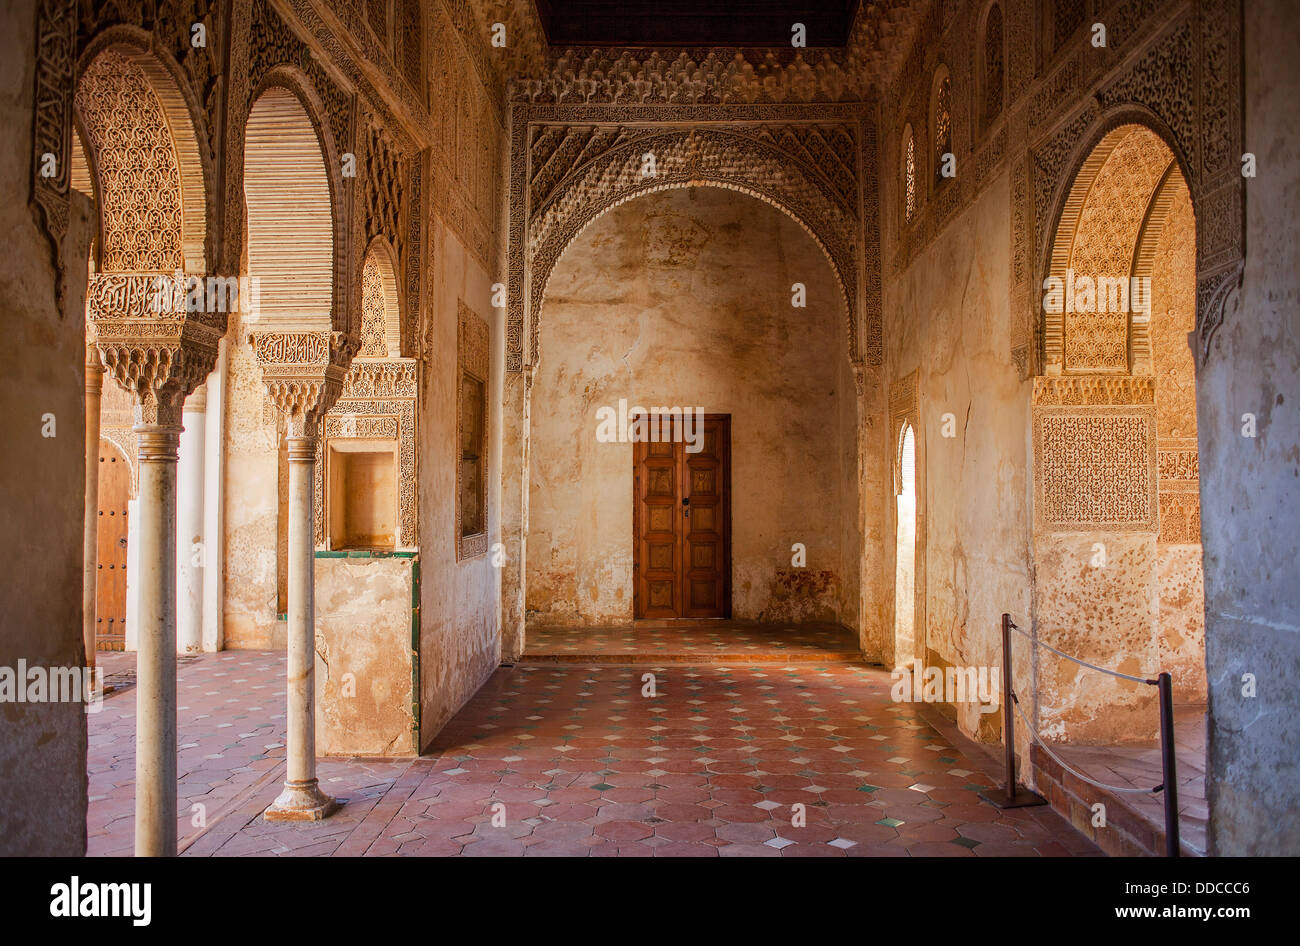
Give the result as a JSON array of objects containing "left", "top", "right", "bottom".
[
  {"left": 88, "top": 648, "right": 1100, "bottom": 857},
  {"left": 87, "top": 651, "right": 290, "bottom": 855},
  {"left": 523, "top": 621, "right": 862, "bottom": 662}
]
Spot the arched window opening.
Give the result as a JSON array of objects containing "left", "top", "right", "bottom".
[
  {"left": 903, "top": 125, "right": 917, "bottom": 223},
  {"left": 932, "top": 71, "right": 952, "bottom": 187}
]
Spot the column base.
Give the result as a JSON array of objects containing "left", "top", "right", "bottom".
[{"left": 264, "top": 779, "right": 340, "bottom": 822}]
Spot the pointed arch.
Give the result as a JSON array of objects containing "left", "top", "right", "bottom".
[
  {"left": 929, "top": 65, "right": 953, "bottom": 189},
  {"left": 73, "top": 35, "right": 211, "bottom": 274},
  {"left": 1041, "top": 121, "right": 1191, "bottom": 375},
  {"left": 358, "top": 237, "right": 402, "bottom": 359},
  {"left": 243, "top": 83, "right": 336, "bottom": 330},
  {"left": 901, "top": 122, "right": 917, "bottom": 225},
  {"left": 524, "top": 126, "right": 861, "bottom": 368}
]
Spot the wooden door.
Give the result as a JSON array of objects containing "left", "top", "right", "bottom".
[
  {"left": 95, "top": 443, "right": 130, "bottom": 650},
  {"left": 682, "top": 416, "right": 729, "bottom": 617},
  {"left": 633, "top": 414, "right": 730, "bottom": 619}
]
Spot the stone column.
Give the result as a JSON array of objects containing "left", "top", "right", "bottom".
[
  {"left": 176, "top": 384, "right": 207, "bottom": 654},
  {"left": 83, "top": 344, "right": 104, "bottom": 674},
  {"left": 253, "top": 330, "right": 351, "bottom": 822},
  {"left": 265, "top": 425, "right": 337, "bottom": 820},
  {"left": 133, "top": 421, "right": 182, "bottom": 856},
  {"left": 88, "top": 271, "right": 225, "bottom": 857}
]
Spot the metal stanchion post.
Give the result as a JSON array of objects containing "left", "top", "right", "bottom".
[
  {"left": 1157, "top": 672, "right": 1180, "bottom": 857},
  {"left": 980, "top": 613, "right": 1047, "bottom": 809}
]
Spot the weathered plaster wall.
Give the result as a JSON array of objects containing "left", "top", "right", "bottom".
[
  {"left": 314, "top": 554, "right": 416, "bottom": 756},
  {"left": 1032, "top": 532, "right": 1161, "bottom": 742},
  {"left": 0, "top": 5, "right": 91, "bottom": 854},
  {"left": 1201, "top": 0, "right": 1300, "bottom": 855},
  {"left": 528, "top": 187, "right": 858, "bottom": 628},
  {"left": 416, "top": 218, "right": 502, "bottom": 748},
  {"left": 882, "top": 171, "right": 1027, "bottom": 743},
  {"left": 220, "top": 311, "right": 284, "bottom": 650}
]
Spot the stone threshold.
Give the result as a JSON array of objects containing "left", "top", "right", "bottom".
[{"left": 1031, "top": 744, "right": 1205, "bottom": 857}]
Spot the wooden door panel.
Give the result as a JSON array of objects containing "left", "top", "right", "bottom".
[
  {"left": 95, "top": 443, "right": 130, "bottom": 651},
  {"left": 634, "top": 414, "right": 730, "bottom": 620},
  {"left": 682, "top": 415, "right": 729, "bottom": 617},
  {"left": 635, "top": 422, "right": 681, "bottom": 619}
]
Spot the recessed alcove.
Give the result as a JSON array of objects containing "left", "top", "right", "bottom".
[{"left": 327, "top": 440, "right": 398, "bottom": 550}]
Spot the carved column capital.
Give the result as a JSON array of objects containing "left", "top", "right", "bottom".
[
  {"left": 251, "top": 330, "right": 355, "bottom": 440},
  {"left": 87, "top": 272, "right": 225, "bottom": 427}
]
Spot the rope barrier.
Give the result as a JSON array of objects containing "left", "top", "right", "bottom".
[
  {"left": 1006, "top": 619, "right": 1157, "bottom": 685},
  {"left": 986, "top": 612, "right": 1181, "bottom": 854},
  {"left": 1009, "top": 693, "right": 1161, "bottom": 795}
]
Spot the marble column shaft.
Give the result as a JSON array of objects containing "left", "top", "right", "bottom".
[{"left": 133, "top": 423, "right": 181, "bottom": 857}]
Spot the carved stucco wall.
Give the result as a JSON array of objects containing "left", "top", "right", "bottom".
[
  {"left": 314, "top": 246, "right": 417, "bottom": 551},
  {"left": 74, "top": 50, "right": 187, "bottom": 274},
  {"left": 314, "top": 360, "right": 418, "bottom": 549},
  {"left": 874, "top": 0, "right": 1240, "bottom": 751}
]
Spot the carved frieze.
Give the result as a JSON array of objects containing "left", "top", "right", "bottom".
[
  {"left": 31, "top": 0, "right": 75, "bottom": 297},
  {"left": 341, "top": 360, "right": 418, "bottom": 399},
  {"left": 1032, "top": 376, "right": 1155, "bottom": 406}
]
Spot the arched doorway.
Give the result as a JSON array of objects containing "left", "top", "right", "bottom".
[
  {"left": 525, "top": 186, "right": 860, "bottom": 633},
  {"left": 1032, "top": 122, "right": 1206, "bottom": 744},
  {"left": 894, "top": 422, "right": 918, "bottom": 669}
]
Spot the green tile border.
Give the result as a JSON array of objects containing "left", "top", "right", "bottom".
[{"left": 314, "top": 548, "right": 418, "bottom": 560}]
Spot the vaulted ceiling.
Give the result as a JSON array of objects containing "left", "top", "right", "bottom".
[{"left": 533, "top": 1, "right": 861, "bottom": 47}]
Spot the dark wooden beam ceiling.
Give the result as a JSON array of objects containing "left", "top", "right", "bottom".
[{"left": 534, "top": 1, "right": 860, "bottom": 48}]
